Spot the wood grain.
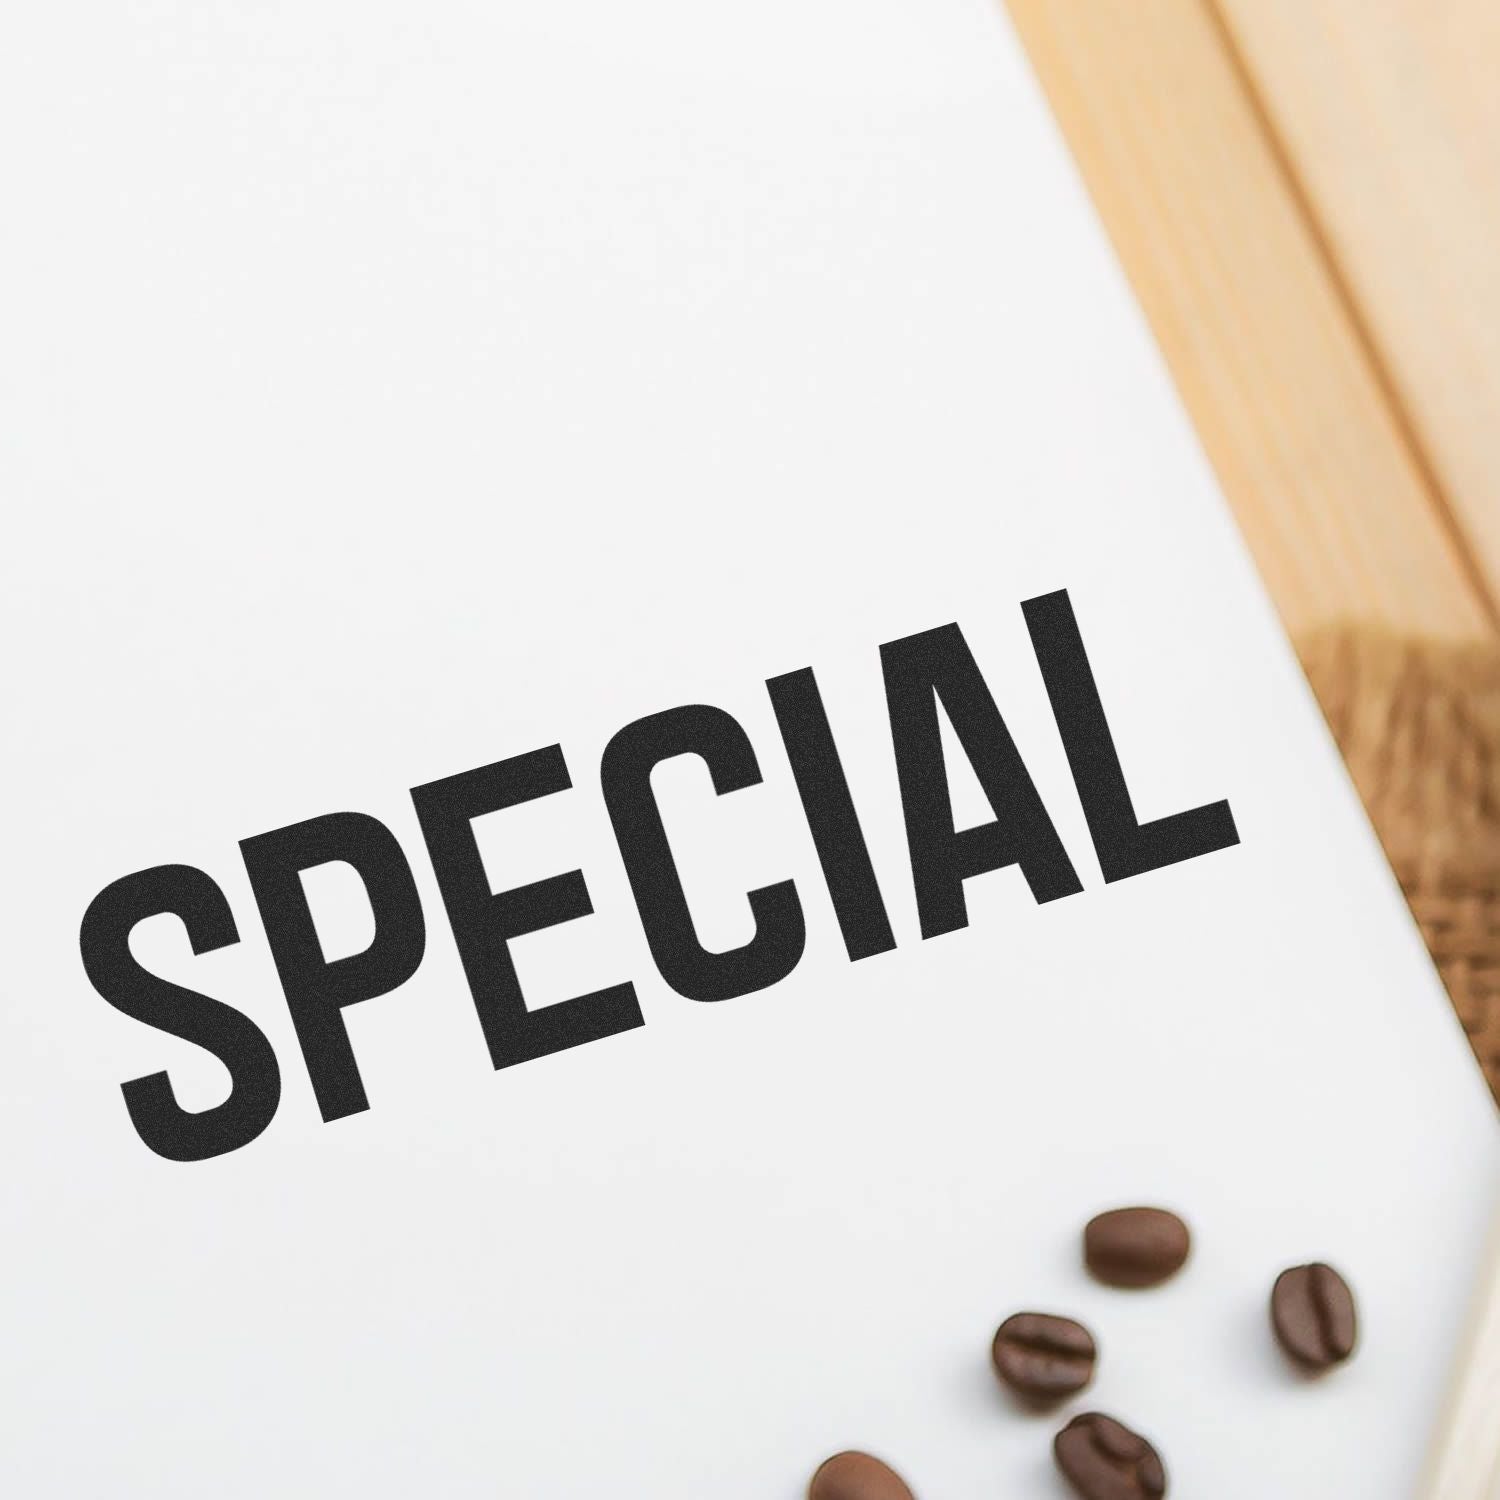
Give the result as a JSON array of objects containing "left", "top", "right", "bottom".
[
  {"left": 1215, "top": 0, "right": 1500, "bottom": 621},
  {"left": 1001, "top": 0, "right": 1493, "bottom": 644}
]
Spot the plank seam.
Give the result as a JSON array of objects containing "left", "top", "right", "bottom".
[{"left": 1200, "top": 0, "right": 1500, "bottom": 634}]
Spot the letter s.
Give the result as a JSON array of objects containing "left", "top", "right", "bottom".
[{"left": 79, "top": 865, "right": 281, "bottom": 1162}]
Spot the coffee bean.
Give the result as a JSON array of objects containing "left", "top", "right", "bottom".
[
  {"left": 991, "top": 1311, "right": 1096, "bottom": 1404},
  {"left": 1083, "top": 1207, "right": 1190, "bottom": 1288},
  {"left": 1054, "top": 1412, "right": 1167, "bottom": 1500},
  {"left": 807, "top": 1451, "right": 915, "bottom": 1500},
  {"left": 1270, "top": 1262, "right": 1358, "bottom": 1370}
]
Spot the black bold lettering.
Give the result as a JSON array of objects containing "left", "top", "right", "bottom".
[
  {"left": 601, "top": 705, "right": 806, "bottom": 1002},
  {"left": 412, "top": 746, "right": 643, "bottom": 1071},
  {"left": 1022, "top": 589, "right": 1239, "bottom": 881},
  {"left": 881, "top": 622, "right": 1082, "bottom": 938},
  {"left": 766, "top": 666, "right": 895, "bottom": 962},
  {"left": 240, "top": 812, "right": 425, "bottom": 1123},
  {"left": 79, "top": 864, "right": 280, "bottom": 1162}
]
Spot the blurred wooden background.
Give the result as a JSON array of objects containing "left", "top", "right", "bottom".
[
  {"left": 1005, "top": 0, "right": 1499, "bottom": 641},
  {"left": 1003, "top": 0, "right": 1500, "bottom": 1096}
]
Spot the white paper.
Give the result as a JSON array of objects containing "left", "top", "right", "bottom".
[{"left": 3, "top": 2, "right": 1496, "bottom": 1495}]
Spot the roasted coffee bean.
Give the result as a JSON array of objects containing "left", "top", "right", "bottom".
[
  {"left": 807, "top": 1450, "right": 915, "bottom": 1500},
  {"left": 1270, "top": 1262, "right": 1358, "bottom": 1370},
  {"left": 991, "top": 1311, "right": 1096, "bottom": 1403},
  {"left": 1083, "top": 1207, "right": 1191, "bottom": 1288},
  {"left": 1054, "top": 1412, "right": 1167, "bottom": 1500}
]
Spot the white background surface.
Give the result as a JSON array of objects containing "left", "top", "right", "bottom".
[{"left": 3, "top": 1, "right": 1497, "bottom": 1495}]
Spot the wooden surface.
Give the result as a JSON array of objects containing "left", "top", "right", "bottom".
[
  {"left": 1219, "top": 0, "right": 1500, "bottom": 620},
  {"left": 1003, "top": 0, "right": 1499, "bottom": 645}
]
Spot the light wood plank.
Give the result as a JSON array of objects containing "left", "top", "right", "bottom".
[
  {"left": 1002, "top": 0, "right": 1492, "bottom": 643},
  {"left": 1215, "top": 0, "right": 1500, "bottom": 619}
]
